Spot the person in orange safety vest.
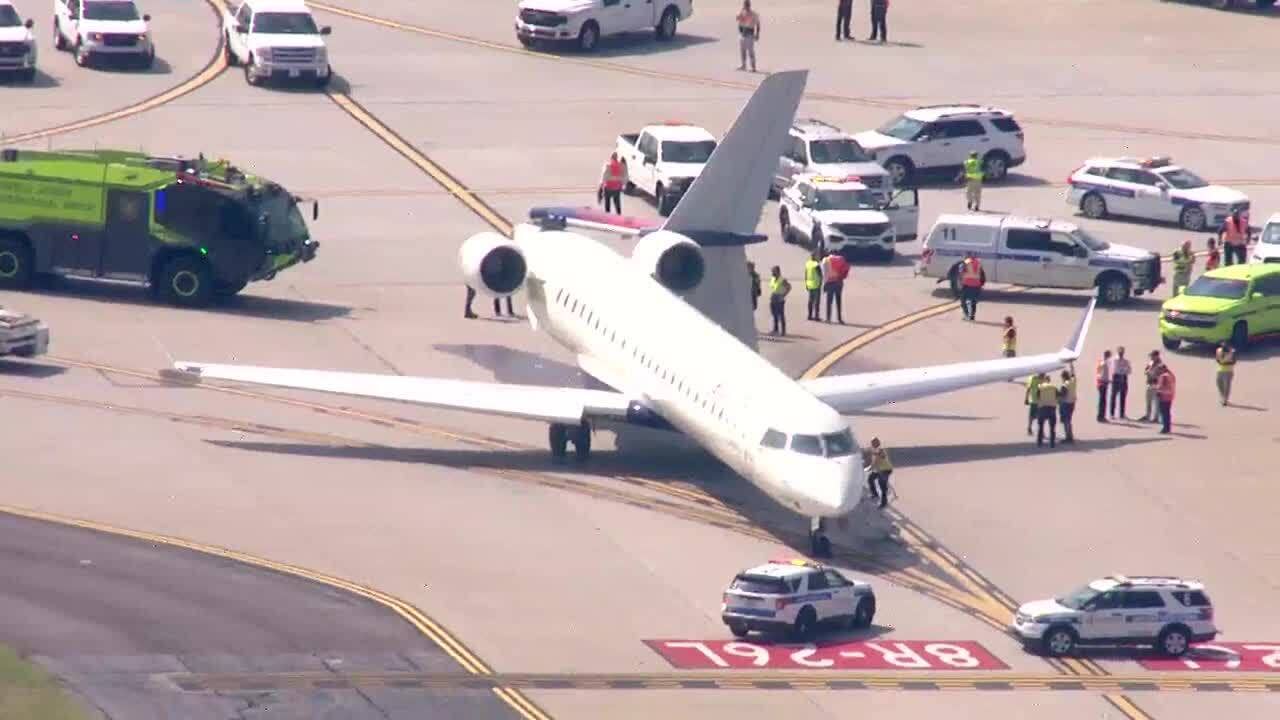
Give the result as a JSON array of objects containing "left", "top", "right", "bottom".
[
  {"left": 957, "top": 252, "right": 985, "bottom": 321},
  {"left": 1218, "top": 209, "right": 1250, "bottom": 266},
  {"left": 1156, "top": 363, "right": 1177, "bottom": 434}
]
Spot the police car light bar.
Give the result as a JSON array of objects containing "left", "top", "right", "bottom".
[
  {"left": 1141, "top": 156, "right": 1172, "bottom": 168},
  {"left": 770, "top": 557, "right": 821, "bottom": 568}
]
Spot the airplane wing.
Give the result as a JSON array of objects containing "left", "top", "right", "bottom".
[
  {"left": 168, "top": 362, "right": 633, "bottom": 425},
  {"left": 528, "top": 206, "right": 659, "bottom": 237},
  {"left": 802, "top": 299, "right": 1095, "bottom": 414}
]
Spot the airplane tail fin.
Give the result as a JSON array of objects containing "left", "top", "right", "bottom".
[{"left": 662, "top": 70, "right": 808, "bottom": 242}]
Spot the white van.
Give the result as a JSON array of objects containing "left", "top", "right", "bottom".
[{"left": 918, "top": 214, "right": 1162, "bottom": 304}]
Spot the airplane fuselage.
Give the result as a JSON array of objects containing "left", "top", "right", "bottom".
[{"left": 516, "top": 224, "right": 863, "bottom": 518}]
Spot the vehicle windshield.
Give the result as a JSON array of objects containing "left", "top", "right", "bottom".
[
  {"left": 1261, "top": 224, "right": 1280, "bottom": 245},
  {"left": 0, "top": 6, "right": 21, "bottom": 26},
  {"left": 1056, "top": 585, "right": 1102, "bottom": 610},
  {"left": 877, "top": 115, "right": 927, "bottom": 141},
  {"left": 809, "top": 139, "right": 871, "bottom": 164},
  {"left": 730, "top": 575, "right": 790, "bottom": 594},
  {"left": 256, "top": 192, "right": 310, "bottom": 249},
  {"left": 1155, "top": 168, "right": 1208, "bottom": 190},
  {"left": 814, "top": 188, "right": 878, "bottom": 211},
  {"left": 662, "top": 140, "right": 716, "bottom": 164},
  {"left": 83, "top": 1, "right": 141, "bottom": 21},
  {"left": 253, "top": 12, "right": 320, "bottom": 34},
  {"left": 822, "top": 429, "right": 857, "bottom": 457},
  {"left": 1070, "top": 228, "right": 1110, "bottom": 251},
  {"left": 1185, "top": 276, "right": 1248, "bottom": 300}
]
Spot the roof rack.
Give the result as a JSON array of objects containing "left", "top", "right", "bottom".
[{"left": 916, "top": 103, "right": 985, "bottom": 110}]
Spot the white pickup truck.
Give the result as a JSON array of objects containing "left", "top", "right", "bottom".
[
  {"left": 0, "top": 306, "right": 49, "bottom": 358},
  {"left": 221, "top": 0, "right": 332, "bottom": 88},
  {"left": 615, "top": 123, "right": 717, "bottom": 216},
  {"left": 515, "top": 0, "right": 693, "bottom": 52}
]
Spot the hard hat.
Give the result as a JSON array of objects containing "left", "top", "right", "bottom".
[{"left": 969, "top": 151, "right": 978, "bottom": 157}]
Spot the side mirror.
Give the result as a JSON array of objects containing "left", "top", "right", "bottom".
[
  {"left": 320, "top": 26, "right": 332, "bottom": 35},
  {"left": 916, "top": 134, "right": 932, "bottom": 142},
  {"left": 143, "top": 13, "right": 151, "bottom": 21},
  {"left": 1156, "top": 182, "right": 1169, "bottom": 191},
  {"left": 1076, "top": 246, "right": 1088, "bottom": 258},
  {"left": 24, "top": 19, "right": 34, "bottom": 28}
]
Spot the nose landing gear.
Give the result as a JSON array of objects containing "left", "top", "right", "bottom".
[{"left": 809, "top": 516, "right": 832, "bottom": 558}]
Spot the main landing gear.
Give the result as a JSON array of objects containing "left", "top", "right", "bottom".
[
  {"left": 549, "top": 421, "right": 592, "bottom": 461},
  {"left": 809, "top": 517, "right": 833, "bottom": 558}
]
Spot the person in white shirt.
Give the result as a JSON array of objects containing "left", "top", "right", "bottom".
[
  {"left": 1109, "top": 346, "right": 1132, "bottom": 420},
  {"left": 1095, "top": 349, "right": 1112, "bottom": 423}
]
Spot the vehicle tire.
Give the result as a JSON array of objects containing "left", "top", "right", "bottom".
[
  {"left": 623, "top": 181, "right": 636, "bottom": 195},
  {"left": 1040, "top": 625, "right": 1078, "bottom": 657},
  {"left": 548, "top": 424, "right": 569, "bottom": 459},
  {"left": 213, "top": 279, "right": 248, "bottom": 298},
  {"left": 576, "top": 21, "right": 599, "bottom": 52},
  {"left": 244, "top": 55, "right": 262, "bottom": 86},
  {"left": 1161, "top": 335, "right": 1181, "bottom": 351},
  {"left": 571, "top": 422, "right": 592, "bottom": 461},
  {"left": 883, "top": 156, "right": 914, "bottom": 187},
  {"left": 655, "top": 6, "right": 679, "bottom": 41},
  {"left": 0, "top": 236, "right": 34, "bottom": 290},
  {"left": 981, "top": 151, "right": 1010, "bottom": 183},
  {"left": 779, "top": 209, "right": 792, "bottom": 243},
  {"left": 53, "top": 20, "right": 66, "bottom": 51},
  {"left": 1081, "top": 192, "right": 1108, "bottom": 220},
  {"left": 315, "top": 66, "right": 332, "bottom": 89},
  {"left": 19, "top": 67, "right": 36, "bottom": 83},
  {"left": 880, "top": 246, "right": 896, "bottom": 263},
  {"left": 223, "top": 35, "right": 237, "bottom": 66},
  {"left": 656, "top": 183, "right": 675, "bottom": 216},
  {"left": 73, "top": 39, "right": 88, "bottom": 67},
  {"left": 1156, "top": 625, "right": 1192, "bottom": 657},
  {"left": 157, "top": 255, "right": 213, "bottom": 307},
  {"left": 851, "top": 596, "right": 876, "bottom": 629},
  {"left": 728, "top": 622, "right": 749, "bottom": 638},
  {"left": 1097, "top": 273, "right": 1131, "bottom": 305},
  {"left": 1231, "top": 321, "right": 1249, "bottom": 351},
  {"left": 811, "top": 227, "right": 825, "bottom": 253},
  {"left": 790, "top": 607, "right": 817, "bottom": 642},
  {"left": 140, "top": 47, "right": 155, "bottom": 70},
  {"left": 1179, "top": 205, "right": 1208, "bottom": 232},
  {"left": 517, "top": 35, "right": 534, "bottom": 49}
]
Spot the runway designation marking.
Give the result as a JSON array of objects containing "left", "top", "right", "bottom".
[
  {"left": 1138, "top": 643, "right": 1280, "bottom": 672},
  {"left": 644, "top": 640, "right": 1008, "bottom": 671}
]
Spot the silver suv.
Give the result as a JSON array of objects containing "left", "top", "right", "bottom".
[
  {"left": 1012, "top": 575, "right": 1218, "bottom": 657},
  {"left": 774, "top": 119, "right": 892, "bottom": 201}
]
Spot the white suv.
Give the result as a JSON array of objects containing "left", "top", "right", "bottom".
[
  {"left": 0, "top": 1, "right": 37, "bottom": 82},
  {"left": 53, "top": 0, "right": 154, "bottom": 69},
  {"left": 1012, "top": 575, "right": 1218, "bottom": 658},
  {"left": 1252, "top": 213, "right": 1280, "bottom": 264},
  {"left": 853, "top": 104, "right": 1026, "bottom": 187},
  {"left": 721, "top": 559, "right": 877, "bottom": 640},
  {"left": 774, "top": 119, "right": 893, "bottom": 202},
  {"left": 779, "top": 174, "right": 920, "bottom": 260},
  {"left": 1067, "top": 156, "right": 1250, "bottom": 232}
]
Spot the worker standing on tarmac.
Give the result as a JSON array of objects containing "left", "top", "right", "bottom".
[
  {"left": 1058, "top": 369, "right": 1077, "bottom": 444},
  {"left": 958, "top": 251, "right": 985, "bottom": 321},
  {"left": 736, "top": 0, "right": 760, "bottom": 72},
  {"left": 1035, "top": 372, "right": 1060, "bottom": 448},
  {"left": 835, "top": 0, "right": 852, "bottom": 40},
  {"left": 867, "top": 0, "right": 888, "bottom": 43},
  {"left": 1096, "top": 349, "right": 1112, "bottom": 423},
  {"left": 748, "top": 261, "right": 762, "bottom": 311},
  {"left": 1025, "top": 372, "right": 1042, "bottom": 436},
  {"left": 820, "top": 248, "right": 849, "bottom": 324},
  {"left": 1002, "top": 316, "right": 1017, "bottom": 357},
  {"left": 961, "top": 151, "right": 984, "bottom": 211},
  {"left": 804, "top": 251, "right": 823, "bottom": 321},
  {"left": 769, "top": 265, "right": 790, "bottom": 336},
  {"left": 1215, "top": 342, "right": 1237, "bottom": 406},
  {"left": 599, "top": 152, "right": 627, "bottom": 214},
  {"left": 1142, "top": 350, "right": 1163, "bottom": 422},
  {"left": 1156, "top": 363, "right": 1177, "bottom": 434},
  {"left": 866, "top": 437, "right": 893, "bottom": 509},
  {"left": 1219, "top": 208, "right": 1250, "bottom": 266},
  {"left": 1170, "top": 240, "right": 1195, "bottom": 296},
  {"left": 1109, "top": 346, "right": 1131, "bottom": 420},
  {"left": 1205, "top": 237, "right": 1221, "bottom": 272}
]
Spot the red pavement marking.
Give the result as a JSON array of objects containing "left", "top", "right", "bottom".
[
  {"left": 644, "top": 639, "right": 1008, "bottom": 670},
  {"left": 1138, "top": 642, "right": 1280, "bottom": 672}
]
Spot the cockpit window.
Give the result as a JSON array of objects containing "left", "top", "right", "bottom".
[
  {"left": 761, "top": 429, "right": 787, "bottom": 449},
  {"left": 822, "top": 430, "right": 856, "bottom": 457},
  {"left": 791, "top": 434, "right": 823, "bottom": 456}
]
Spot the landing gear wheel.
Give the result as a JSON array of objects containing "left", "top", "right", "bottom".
[
  {"left": 728, "top": 622, "right": 748, "bottom": 638},
  {"left": 549, "top": 424, "right": 569, "bottom": 459},
  {"left": 571, "top": 421, "right": 592, "bottom": 461},
  {"left": 809, "top": 517, "right": 832, "bottom": 558}
]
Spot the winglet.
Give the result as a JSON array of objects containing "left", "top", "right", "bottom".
[{"left": 1059, "top": 298, "right": 1096, "bottom": 361}]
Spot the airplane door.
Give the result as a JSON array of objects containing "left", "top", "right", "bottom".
[{"left": 99, "top": 190, "right": 153, "bottom": 280}]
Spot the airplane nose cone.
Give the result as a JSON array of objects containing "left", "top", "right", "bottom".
[{"left": 810, "top": 462, "right": 861, "bottom": 516}]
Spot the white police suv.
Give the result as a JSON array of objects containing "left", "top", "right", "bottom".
[
  {"left": 779, "top": 174, "right": 920, "bottom": 261},
  {"left": 1012, "top": 575, "right": 1218, "bottom": 658},
  {"left": 722, "top": 559, "right": 877, "bottom": 640},
  {"left": 1067, "top": 156, "right": 1250, "bottom": 232}
]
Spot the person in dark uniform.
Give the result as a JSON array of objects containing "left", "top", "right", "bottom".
[
  {"left": 494, "top": 295, "right": 515, "bottom": 317},
  {"left": 836, "top": 0, "right": 853, "bottom": 40},
  {"left": 465, "top": 285, "right": 479, "bottom": 319},
  {"left": 868, "top": 0, "right": 888, "bottom": 43},
  {"left": 748, "top": 261, "right": 762, "bottom": 310}
]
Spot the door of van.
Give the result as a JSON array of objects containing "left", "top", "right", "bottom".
[
  {"left": 884, "top": 188, "right": 919, "bottom": 242},
  {"left": 1000, "top": 227, "right": 1054, "bottom": 286}
]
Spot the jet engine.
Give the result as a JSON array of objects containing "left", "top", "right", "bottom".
[
  {"left": 459, "top": 231, "right": 527, "bottom": 297},
  {"left": 630, "top": 230, "right": 705, "bottom": 293}
]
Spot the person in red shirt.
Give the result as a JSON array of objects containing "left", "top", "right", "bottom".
[
  {"left": 820, "top": 249, "right": 850, "bottom": 324},
  {"left": 1205, "top": 237, "right": 1221, "bottom": 272}
]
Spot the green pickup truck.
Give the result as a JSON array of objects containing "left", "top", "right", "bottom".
[{"left": 0, "top": 148, "right": 319, "bottom": 306}]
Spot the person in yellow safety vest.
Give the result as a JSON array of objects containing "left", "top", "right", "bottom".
[
  {"left": 1024, "top": 372, "right": 1042, "bottom": 436},
  {"left": 1002, "top": 316, "right": 1017, "bottom": 358},
  {"left": 768, "top": 265, "right": 790, "bottom": 336},
  {"left": 1034, "top": 372, "right": 1060, "bottom": 448},
  {"left": 1218, "top": 208, "right": 1250, "bottom": 266},
  {"left": 1215, "top": 342, "right": 1237, "bottom": 406},
  {"left": 804, "top": 251, "right": 823, "bottom": 321},
  {"left": 1170, "top": 239, "right": 1195, "bottom": 296},
  {"left": 962, "top": 151, "right": 984, "bottom": 211},
  {"left": 1058, "top": 369, "right": 1077, "bottom": 443},
  {"left": 599, "top": 152, "right": 628, "bottom": 214},
  {"left": 866, "top": 437, "right": 893, "bottom": 509}
]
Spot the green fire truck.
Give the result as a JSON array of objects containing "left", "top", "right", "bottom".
[{"left": 0, "top": 148, "right": 319, "bottom": 306}]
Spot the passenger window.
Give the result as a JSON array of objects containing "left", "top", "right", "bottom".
[
  {"left": 1085, "top": 166, "right": 1107, "bottom": 178},
  {"left": 1172, "top": 590, "right": 1210, "bottom": 607},
  {"left": 760, "top": 429, "right": 787, "bottom": 449},
  {"left": 1122, "top": 591, "right": 1165, "bottom": 609},
  {"left": 824, "top": 570, "right": 849, "bottom": 587},
  {"left": 806, "top": 572, "right": 829, "bottom": 591},
  {"left": 1087, "top": 592, "right": 1121, "bottom": 611},
  {"left": 791, "top": 434, "right": 823, "bottom": 456},
  {"left": 1005, "top": 229, "right": 1051, "bottom": 253},
  {"left": 1255, "top": 275, "right": 1280, "bottom": 297},
  {"left": 937, "top": 120, "right": 985, "bottom": 138},
  {"left": 1106, "top": 168, "right": 1143, "bottom": 184},
  {"left": 1131, "top": 171, "right": 1160, "bottom": 187},
  {"left": 1049, "top": 233, "right": 1081, "bottom": 256},
  {"left": 990, "top": 117, "right": 1022, "bottom": 133}
]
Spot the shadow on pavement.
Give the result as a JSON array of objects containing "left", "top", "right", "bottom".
[
  {"left": 0, "top": 360, "right": 67, "bottom": 378},
  {"left": 22, "top": 279, "right": 352, "bottom": 322},
  {"left": 890, "top": 436, "right": 1170, "bottom": 467}
]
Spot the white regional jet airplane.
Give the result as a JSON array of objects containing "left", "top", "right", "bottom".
[{"left": 173, "top": 71, "right": 1094, "bottom": 556}]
